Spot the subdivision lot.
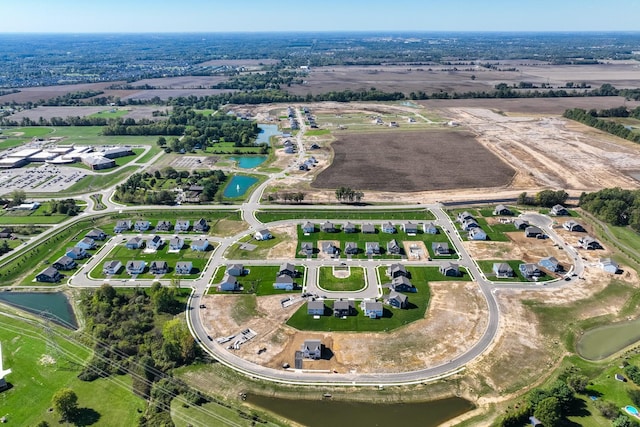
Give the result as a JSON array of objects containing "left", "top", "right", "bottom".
[{"left": 312, "top": 130, "right": 515, "bottom": 192}]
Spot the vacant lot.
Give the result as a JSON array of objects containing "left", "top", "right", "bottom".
[
  {"left": 7, "top": 105, "right": 169, "bottom": 122},
  {"left": 312, "top": 130, "right": 515, "bottom": 192}
]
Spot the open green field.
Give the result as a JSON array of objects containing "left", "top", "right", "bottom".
[
  {"left": 256, "top": 208, "right": 435, "bottom": 222},
  {"left": 59, "top": 165, "right": 139, "bottom": 195},
  {"left": 477, "top": 260, "right": 529, "bottom": 282},
  {"left": 0, "top": 201, "right": 84, "bottom": 225},
  {"left": 314, "top": 111, "right": 436, "bottom": 132},
  {"left": 318, "top": 266, "right": 365, "bottom": 291},
  {"left": 2, "top": 126, "right": 159, "bottom": 147},
  {"left": 383, "top": 265, "right": 473, "bottom": 283},
  {"left": 0, "top": 312, "right": 144, "bottom": 426},
  {"left": 88, "top": 109, "right": 130, "bottom": 119},
  {"left": 224, "top": 233, "right": 280, "bottom": 260},
  {"left": 205, "top": 141, "right": 268, "bottom": 154},
  {"left": 304, "top": 129, "right": 331, "bottom": 136},
  {"left": 448, "top": 208, "right": 513, "bottom": 242},
  {"left": 91, "top": 240, "right": 213, "bottom": 280}
]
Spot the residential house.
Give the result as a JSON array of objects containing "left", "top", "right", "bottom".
[
  {"left": 36, "top": 267, "right": 61, "bottom": 283},
  {"left": 0, "top": 228, "right": 14, "bottom": 239},
  {"left": 362, "top": 223, "right": 376, "bottom": 234},
  {"left": 333, "top": 300, "right": 355, "bottom": 317},
  {"left": 494, "top": 204, "right": 512, "bottom": 216},
  {"left": 365, "top": 242, "right": 380, "bottom": 255},
  {"left": 403, "top": 222, "right": 418, "bottom": 235},
  {"left": 457, "top": 211, "right": 475, "bottom": 223},
  {"left": 103, "top": 260, "right": 122, "bottom": 275},
  {"left": 563, "top": 220, "right": 585, "bottom": 232},
  {"left": 539, "top": 256, "right": 561, "bottom": 272},
  {"left": 155, "top": 221, "right": 172, "bottom": 232},
  {"left": 519, "top": 263, "right": 542, "bottom": 279},
  {"left": 218, "top": 274, "right": 239, "bottom": 291},
  {"left": 344, "top": 242, "right": 358, "bottom": 255},
  {"left": 114, "top": 220, "right": 132, "bottom": 233},
  {"left": 273, "top": 275, "right": 295, "bottom": 290},
  {"left": 190, "top": 238, "right": 210, "bottom": 252},
  {"left": 301, "top": 340, "right": 322, "bottom": 359},
  {"left": 322, "top": 242, "right": 338, "bottom": 255},
  {"left": 168, "top": 237, "right": 184, "bottom": 251},
  {"left": 126, "top": 237, "right": 145, "bottom": 250},
  {"left": 321, "top": 221, "right": 336, "bottom": 233},
  {"left": 126, "top": 260, "right": 146, "bottom": 275},
  {"left": 75, "top": 237, "right": 96, "bottom": 250},
  {"left": 461, "top": 218, "right": 480, "bottom": 231},
  {"left": 134, "top": 220, "right": 151, "bottom": 232},
  {"left": 85, "top": 228, "right": 106, "bottom": 241},
  {"left": 423, "top": 222, "right": 438, "bottom": 234},
  {"left": 551, "top": 204, "right": 569, "bottom": 216},
  {"left": 493, "top": 262, "right": 514, "bottom": 278},
  {"left": 362, "top": 301, "right": 384, "bottom": 319},
  {"left": 52, "top": 256, "right": 76, "bottom": 271},
  {"left": 524, "top": 226, "right": 543, "bottom": 238},
  {"left": 513, "top": 219, "right": 529, "bottom": 230},
  {"left": 175, "top": 261, "right": 193, "bottom": 275},
  {"left": 469, "top": 228, "right": 487, "bottom": 240},
  {"left": 386, "top": 291, "right": 408, "bottom": 309},
  {"left": 254, "top": 229, "right": 272, "bottom": 241},
  {"left": 381, "top": 222, "right": 396, "bottom": 234},
  {"left": 432, "top": 242, "right": 450, "bottom": 255},
  {"left": 284, "top": 145, "right": 295, "bottom": 154},
  {"left": 65, "top": 247, "right": 88, "bottom": 260},
  {"left": 149, "top": 261, "right": 168, "bottom": 275},
  {"left": 146, "top": 235, "right": 163, "bottom": 251},
  {"left": 300, "top": 242, "right": 314, "bottom": 256},
  {"left": 278, "top": 262, "right": 297, "bottom": 277},
  {"left": 343, "top": 222, "right": 357, "bottom": 233},
  {"left": 389, "top": 276, "right": 416, "bottom": 293},
  {"left": 175, "top": 220, "right": 190, "bottom": 232},
  {"left": 387, "top": 263, "right": 409, "bottom": 278},
  {"left": 226, "top": 264, "right": 244, "bottom": 277},
  {"left": 193, "top": 218, "right": 209, "bottom": 232},
  {"left": 302, "top": 222, "right": 315, "bottom": 233},
  {"left": 579, "top": 236, "right": 602, "bottom": 250},
  {"left": 439, "top": 262, "right": 461, "bottom": 277},
  {"left": 598, "top": 258, "right": 619, "bottom": 274},
  {"left": 387, "top": 239, "right": 401, "bottom": 255},
  {"left": 307, "top": 300, "right": 326, "bottom": 316}
]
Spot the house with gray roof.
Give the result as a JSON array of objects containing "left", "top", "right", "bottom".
[
  {"left": 344, "top": 242, "right": 358, "bottom": 255},
  {"left": 218, "top": 274, "right": 240, "bottom": 291},
  {"left": 322, "top": 242, "right": 338, "bottom": 255},
  {"left": 402, "top": 222, "right": 418, "bottom": 235},
  {"left": 175, "top": 261, "right": 193, "bottom": 275},
  {"left": 155, "top": 220, "right": 172, "bottom": 232},
  {"left": 126, "top": 260, "right": 146, "bottom": 275},
  {"left": 457, "top": 211, "right": 475, "bottom": 223},
  {"left": 254, "top": 229, "right": 272, "bottom": 241},
  {"left": 169, "top": 237, "right": 184, "bottom": 251},
  {"left": 432, "top": 242, "right": 450, "bottom": 255},
  {"left": 36, "top": 267, "right": 61, "bottom": 283},
  {"left": 598, "top": 258, "right": 619, "bottom": 274},
  {"left": 190, "top": 239, "right": 210, "bottom": 251},
  {"left": 273, "top": 275, "right": 295, "bottom": 290},
  {"left": 461, "top": 218, "right": 480, "bottom": 231},
  {"left": 387, "top": 239, "right": 401, "bottom": 255},
  {"left": 226, "top": 264, "right": 244, "bottom": 277},
  {"left": 423, "top": 222, "right": 438, "bottom": 234},
  {"left": 387, "top": 263, "right": 408, "bottom": 278},
  {"left": 492, "top": 262, "right": 514, "bottom": 278},
  {"left": 525, "top": 226, "right": 543, "bottom": 238},
  {"left": 53, "top": 256, "right": 76, "bottom": 271},
  {"left": 65, "top": 247, "right": 88, "bottom": 260},
  {"left": 301, "top": 340, "right": 322, "bottom": 359},
  {"left": 469, "top": 227, "right": 487, "bottom": 240},
  {"left": 386, "top": 291, "right": 408, "bottom": 309},
  {"left": 307, "top": 300, "right": 326, "bottom": 316},
  {"left": 365, "top": 242, "right": 380, "bottom": 255},
  {"left": 343, "top": 222, "right": 357, "bottom": 233},
  {"left": 389, "top": 276, "right": 416, "bottom": 293},
  {"left": 321, "top": 221, "right": 336, "bottom": 233},
  {"left": 278, "top": 263, "right": 297, "bottom": 277},
  {"left": 146, "top": 235, "right": 163, "bottom": 250},
  {"left": 75, "top": 237, "right": 96, "bottom": 250},
  {"left": 114, "top": 220, "right": 132, "bottom": 233},
  {"left": 494, "top": 204, "right": 512, "bottom": 216},
  {"left": 85, "top": 228, "right": 106, "bottom": 241},
  {"left": 439, "top": 262, "right": 461, "bottom": 277},
  {"left": 300, "top": 242, "right": 314, "bottom": 256},
  {"left": 193, "top": 218, "right": 209, "bottom": 232},
  {"left": 362, "top": 223, "right": 376, "bottom": 234},
  {"left": 333, "top": 300, "right": 355, "bottom": 317},
  {"left": 539, "top": 256, "right": 561, "bottom": 272},
  {"left": 175, "top": 220, "right": 190, "bottom": 232},
  {"left": 302, "top": 222, "right": 315, "bottom": 233},
  {"left": 381, "top": 222, "right": 396, "bottom": 234},
  {"left": 519, "top": 263, "right": 542, "bottom": 279},
  {"left": 362, "top": 301, "right": 383, "bottom": 318},
  {"left": 551, "top": 204, "right": 569, "bottom": 216},
  {"left": 579, "top": 236, "right": 602, "bottom": 250},
  {"left": 514, "top": 219, "right": 529, "bottom": 230},
  {"left": 134, "top": 220, "right": 151, "bottom": 232},
  {"left": 149, "top": 261, "right": 168, "bottom": 275},
  {"left": 103, "top": 260, "right": 122, "bottom": 275},
  {"left": 563, "top": 220, "right": 585, "bottom": 232}
]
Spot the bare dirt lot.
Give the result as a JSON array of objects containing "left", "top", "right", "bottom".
[
  {"left": 201, "top": 280, "right": 488, "bottom": 374},
  {"left": 311, "top": 130, "right": 515, "bottom": 192}
]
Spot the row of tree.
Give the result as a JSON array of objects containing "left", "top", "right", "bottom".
[
  {"left": 335, "top": 186, "right": 365, "bottom": 203},
  {"left": 563, "top": 108, "right": 640, "bottom": 144},
  {"left": 579, "top": 187, "right": 640, "bottom": 230},
  {"left": 517, "top": 189, "right": 569, "bottom": 208},
  {"left": 47, "top": 198, "right": 80, "bottom": 216}
]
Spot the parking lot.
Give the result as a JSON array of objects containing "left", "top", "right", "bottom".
[{"left": 0, "top": 164, "right": 86, "bottom": 195}]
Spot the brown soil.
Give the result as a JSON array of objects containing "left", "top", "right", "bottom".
[
  {"left": 312, "top": 130, "right": 515, "bottom": 192},
  {"left": 267, "top": 225, "right": 298, "bottom": 259}
]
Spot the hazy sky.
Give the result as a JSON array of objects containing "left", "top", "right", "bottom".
[{"left": 2, "top": 0, "right": 639, "bottom": 33}]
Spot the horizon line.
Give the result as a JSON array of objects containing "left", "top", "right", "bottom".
[{"left": 1, "top": 30, "right": 640, "bottom": 35}]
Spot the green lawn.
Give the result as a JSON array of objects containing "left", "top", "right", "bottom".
[
  {"left": 318, "top": 266, "right": 365, "bottom": 291},
  {"left": 256, "top": 209, "right": 435, "bottom": 222},
  {"left": 224, "top": 233, "right": 280, "bottom": 260},
  {"left": 0, "top": 202, "right": 82, "bottom": 225},
  {"left": 304, "top": 129, "right": 331, "bottom": 136},
  {"left": 0, "top": 312, "right": 144, "bottom": 426},
  {"left": 477, "top": 260, "right": 529, "bottom": 282},
  {"left": 208, "top": 265, "right": 304, "bottom": 296},
  {"left": 398, "top": 265, "right": 472, "bottom": 283},
  {"left": 91, "top": 240, "right": 214, "bottom": 280},
  {"left": 205, "top": 141, "right": 268, "bottom": 154},
  {"left": 56, "top": 165, "right": 139, "bottom": 195},
  {"left": 88, "top": 109, "right": 130, "bottom": 119}
]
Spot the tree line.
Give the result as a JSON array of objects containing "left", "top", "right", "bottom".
[
  {"left": 579, "top": 187, "right": 640, "bottom": 230},
  {"left": 335, "top": 186, "right": 365, "bottom": 204},
  {"left": 563, "top": 108, "right": 640, "bottom": 144}
]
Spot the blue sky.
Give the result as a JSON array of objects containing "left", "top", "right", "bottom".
[{"left": 2, "top": 0, "right": 639, "bottom": 33}]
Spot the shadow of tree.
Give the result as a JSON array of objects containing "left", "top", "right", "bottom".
[{"left": 72, "top": 407, "right": 101, "bottom": 426}]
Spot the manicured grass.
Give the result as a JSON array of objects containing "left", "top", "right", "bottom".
[
  {"left": 91, "top": 193, "right": 106, "bottom": 210},
  {"left": 287, "top": 284, "right": 430, "bottom": 332},
  {"left": 91, "top": 240, "right": 213, "bottom": 280},
  {"left": 304, "top": 129, "right": 331, "bottom": 136},
  {"left": 477, "top": 260, "right": 529, "bottom": 282},
  {"left": 205, "top": 141, "right": 268, "bottom": 154},
  {"left": 88, "top": 109, "right": 130, "bottom": 119},
  {"left": 57, "top": 165, "right": 139, "bottom": 195},
  {"left": 137, "top": 145, "right": 162, "bottom": 163},
  {"left": 318, "top": 266, "right": 365, "bottom": 291},
  {"left": 208, "top": 265, "right": 303, "bottom": 296},
  {"left": 396, "top": 265, "right": 472, "bottom": 283},
  {"left": 104, "top": 210, "right": 242, "bottom": 235},
  {"left": 256, "top": 208, "right": 435, "bottom": 222},
  {"left": 0, "top": 312, "right": 144, "bottom": 426},
  {"left": 0, "top": 202, "right": 82, "bottom": 225},
  {"left": 224, "top": 234, "right": 280, "bottom": 260}
]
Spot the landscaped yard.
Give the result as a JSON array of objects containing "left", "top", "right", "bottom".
[
  {"left": 317, "top": 266, "right": 365, "bottom": 292},
  {"left": 208, "top": 265, "right": 304, "bottom": 296},
  {"left": 477, "top": 260, "right": 530, "bottom": 282}
]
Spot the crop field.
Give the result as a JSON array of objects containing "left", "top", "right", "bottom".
[{"left": 312, "top": 130, "right": 515, "bottom": 192}]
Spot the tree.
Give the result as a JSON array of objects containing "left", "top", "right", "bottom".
[
  {"left": 567, "top": 374, "right": 589, "bottom": 393},
  {"left": 613, "top": 415, "right": 635, "bottom": 427},
  {"left": 9, "top": 189, "right": 26, "bottom": 207},
  {"left": 594, "top": 400, "right": 619, "bottom": 420},
  {"left": 533, "top": 396, "right": 561, "bottom": 427},
  {"left": 628, "top": 388, "right": 640, "bottom": 407},
  {"left": 52, "top": 388, "right": 79, "bottom": 422}
]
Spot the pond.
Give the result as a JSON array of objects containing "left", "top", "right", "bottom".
[
  {"left": 576, "top": 318, "right": 640, "bottom": 360},
  {"left": 256, "top": 124, "right": 281, "bottom": 146},
  {"left": 223, "top": 175, "right": 258, "bottom": 198},
  {"left": 247, "top": 394, "right": 474, "bottom": 427},
  {"left": 229, "top": 155, "right": 267, "bottom": 169},
  {"left": 0, "top": 291, "right": 77, "bottom": 329}
]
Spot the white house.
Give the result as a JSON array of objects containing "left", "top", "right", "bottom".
[
  {"left": 468, "top": 228, "right": 487, "bottom": 241},
  {"left": 273, "top": 275, "right": 295, "bottom": 290},
  {"left": 175, "top": 261, "right": 193, "bottom": 275},
  {"left": 218, "top": 274, "right": 239, "bottom": 291},
  {"left": 103, "top": 260, "right": 122, "bottom": 275},
  {"left": 190, "top": 239, "right": 210, "bottom": 251},
  {"left": 168, "top": 237, "right": 184, "bottom": 251},
  {"left": 301, "top": 340, "right": 322, "bottom": 359},
  {"left": 126, "top": 260, "right": 146, "bottom": 275},
  {"left": 134, "top": 220, "right": 151, "bottom": 232},
  {"left": 598, "top": 258, "right": 619, "bottom": 274},
  {"left": 146, "top": 235, "right": 163, "bottom": 251},
  {"left": 362, "top": 301, "right": 383, "bottom": 319},
  {"left": 75, "top": 237, "right": 96, "bottom": 250},
  {"left": 254, "top": 229, "right": 272, "bottom": 241},
  {"left": 175, "top": 220, "right": 190, "bottom": 232}
]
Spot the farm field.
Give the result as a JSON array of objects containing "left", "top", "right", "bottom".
[
  {"left": 312, "top": 130, "right": 515, "bottom": 192},
  {"left": 5, "top": 105, "right": 169, "bottom": 122}
]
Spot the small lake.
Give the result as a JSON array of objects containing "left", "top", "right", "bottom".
[
  {"left": 229, "top": 155, "right": 267, "bottom": 169},
  {"left": 256, "top": 124, "right": 281, "bottom": 145},
  {"left": 223, "top": 175, "right": 258, "bottom": 198},
  {"left": 577, "top": 318, "right": 640, "bottom": 360},
  {"left": 247, "top": 394, "right": 474, "bottom": 427},
  {"left": 0, "top": 291, "right": 77, "bottom": 329}
]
